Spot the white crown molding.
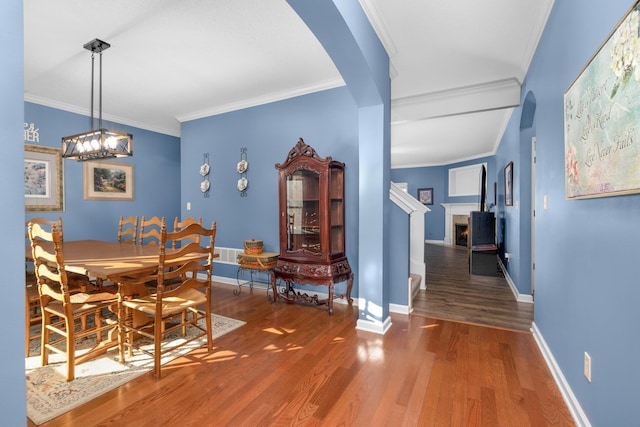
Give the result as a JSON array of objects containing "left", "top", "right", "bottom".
[
  {"left": 177, "top": 78, "right": 345, "bottom": 123},
  {"left": 392, "top": 78, "right": 521, "bottom": 123},
  {"left": 26, "top": 77, "right": 346, "bottom": 136},
  {"left": 24, "top": 93, "right": 181, "bottom": 137},
  {"left": 358, "top": 0, "right": 397, "bottom": 58},
  {"left": 391, "top": 149, "right": 498, "bottom": 169},
  {"left": 518, "top": 0, "right": 556, "bottom": 79}
]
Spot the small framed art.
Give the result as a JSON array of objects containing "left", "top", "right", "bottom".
[
  {"left": 417, "top": 187, "right": 433, "bottom": 205},
  {"left": 504, "top": 162, "right": 513, "bottom": 207}
]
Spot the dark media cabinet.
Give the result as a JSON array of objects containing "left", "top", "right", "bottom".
[{"left": 469, "top": 211, "right": 497, "bottom": 276}]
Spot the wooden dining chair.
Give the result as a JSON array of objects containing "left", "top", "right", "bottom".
[
  {"left": 25, "top": 270, "right": 41, "bottom": 356},
  {"left": 117, "top": 216, "right": 139, "bottom": 243},
  {"left": 25, "top": 217, "right": 95, "bottom": 356},
  {"left": 138, "top": 216, "right": 165, "bottom": 246},
  {"left": 28, "top": 222, "right": 118, "bottom": 381},
  {"left": 25, "top": 218, "right": 61, "bottom": 356},
  {"left": 172, "top": 217, "right": 202, "bottom": 248},
  {"left": 117, "top": 221, "right": 217, "bottom": 378}
]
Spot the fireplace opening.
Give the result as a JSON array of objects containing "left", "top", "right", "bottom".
[{"left": 455, "top": 223, "right": 468, "bottom": 247}]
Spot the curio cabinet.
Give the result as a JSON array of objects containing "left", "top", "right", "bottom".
[{"left": 273, "top": 138, "right": 353, "bottom": 314}]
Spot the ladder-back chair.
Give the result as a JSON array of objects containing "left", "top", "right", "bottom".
[
  {"left": 117, "top": 221, "right": 217, "bottom": 378},
  {"left": 25, "top": 217, "right": 94, "bottom": 355},
  {"left": 28, "top": 222, "right": 117, "bottom": 381},
  {"left": 138, "top": 216, "right": 165, "bottom": 246},
  {"left": 172, "top": 217, "right": 202, "bottom": 248},
  {"left": 117, "top": 216, "right": 139, "bottom": 243}
]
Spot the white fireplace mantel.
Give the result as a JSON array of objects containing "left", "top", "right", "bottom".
[{"left": 441, "top": 203, "right": 478, "bottom": 246}]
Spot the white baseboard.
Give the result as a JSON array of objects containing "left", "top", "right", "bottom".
[
  {"left": 531, "top": 322, "right": 592, "bottom": 427},
  {"left": 497, "top": 257, "right": 533, "bottom": 303},
  {"left": 425, "top": 239, "right": 445, "bottom": 245},
  {"left": 389, "top": 303, "right": 410, "bottom": 315},
  {"left": 213, "top": 275, "right": 237, "bottom": 285},
  {"left": 356, "top": 315, "right": 392, "bottom": 335}
]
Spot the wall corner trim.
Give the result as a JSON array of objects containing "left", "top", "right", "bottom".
[
  {"left": 531, "top": 322, "right": 592, "bottom": 427},
  {"left": 498, "top": 257, "right": 533, "bottom": 303}
]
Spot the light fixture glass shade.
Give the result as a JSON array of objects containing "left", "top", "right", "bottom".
[{"left": 62, "top": 128, "right": 133, "bottom": 161}]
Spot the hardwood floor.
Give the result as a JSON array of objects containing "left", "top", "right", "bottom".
[
  {"left": 412, "top": 243, "right": 534, "bottom": 331},
  {"left": 29, "top": 280, "right": 573, "bottom": 426}
]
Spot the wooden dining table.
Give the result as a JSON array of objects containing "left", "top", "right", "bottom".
[
  {"left": 25, "top": 239, "right": 219, "bottom": 356},
  {"left": 26, "top": 239, "right": 218, "bottom": 282}
]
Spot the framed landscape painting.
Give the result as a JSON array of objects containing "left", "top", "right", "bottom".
[
  {"left": 564, "top": 0, "right": 640, "bottom": 199},
  {"left": 84, "top": 160, "right": 134, "bottom": 200},
  {"left": 25, "top": 144, "right": 64, "bottom": 212}
]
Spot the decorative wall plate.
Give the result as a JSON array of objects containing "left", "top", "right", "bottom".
[
  {"left": 237, "top": 177, "right": 248, "bottom": 192},
  {"left": 200, "top": 163, "right": 210, "bottom": 176},
  {"left": 200, "top": 179, "right": 210, "bottom": 192},
  {"left": 237, "top": 159, "right": 248, "bottom": 173}
]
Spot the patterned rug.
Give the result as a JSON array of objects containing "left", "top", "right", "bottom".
[{"left": 26, "top": 314, "right": 245, "bottom": 425}]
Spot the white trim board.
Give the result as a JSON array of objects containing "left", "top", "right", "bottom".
[
  {"left": 531, "top": 322, "right": 592, "bottom": 427},
  {"left": 498, "top": 257, "right": 533, "bottom": 303}
]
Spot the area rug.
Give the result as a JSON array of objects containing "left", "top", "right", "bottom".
[{"left": 26, "top": 314, "right": 245, "bottom": 425}]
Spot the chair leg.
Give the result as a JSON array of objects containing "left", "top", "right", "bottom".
[
  {"left": 154, "top": 318, "right": 163, "bottom": 378},
  {"left": 65, "top": 316, "right": 75, "bottom": 382},
  {"left": 95, "top": 310, "right": 103, "bottom": 345},
  {"left": 25, "top": 301, "right": 31, "bottom": 357},
  {"left": 40, "top": 312, "right": 50, "bottom": 368}
]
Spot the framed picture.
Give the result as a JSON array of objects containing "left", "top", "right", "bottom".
[
  {"left": 417, "top": 187, "right": 433, "bottom": 205},
  {"left": 25, "top": 144, "right": 64, "bottom": 212},
  {"left": 504, "top": 162, "right": 513, "bottom": 207},
  {"left": 84, "top": 160, "right": 134, "bottom": 200},
  {"left": 564, "top": 0, "right": 640, "bottom": 199}
]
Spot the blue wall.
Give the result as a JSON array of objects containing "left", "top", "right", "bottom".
[
  {"left": 500, "top": 0, "right": 640, "bottom": 424},
  {"left": 391, "top": 155, "right": 496, "bottom": 242},
  {"left": 1, "top": 0, "right": 27, "bottom": 423},
  {"left": 24, "top": 103, "right": 181, "bottom": 241},
  {"left": 389, "top": 202, "right": 410, "bottom": 305},
  {"left": 180, "top": 87, "right": 359, "bottom": 296}
]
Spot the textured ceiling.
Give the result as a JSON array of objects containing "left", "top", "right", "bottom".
[{"left": 23, "top": 0, "right": 554, "bottom": 167}]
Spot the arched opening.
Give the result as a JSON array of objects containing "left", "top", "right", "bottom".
[{"left": 519, "top": 91, "right": 537, "bottom": 300}]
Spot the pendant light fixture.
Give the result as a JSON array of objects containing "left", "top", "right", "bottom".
[{"left": 61, "top": 38, "right": 133, "bottom": 160}]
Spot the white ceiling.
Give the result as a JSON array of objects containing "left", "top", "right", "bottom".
[{"left": 24, "top": 0, "right": 554, "bottom": 168}]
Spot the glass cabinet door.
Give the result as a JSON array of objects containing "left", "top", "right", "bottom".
[
  {"left": 329, "top": 167, "right": 344, "bottom": 255},
  {"left": 286, "top": 169, "right": 320, "bottom": 255}
]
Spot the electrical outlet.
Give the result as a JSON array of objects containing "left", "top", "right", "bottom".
[
  {"left": 543, "top": 195, "right": 548, "bottom": 210},
  {"left": 584, "top": 352, "right": 592, "bottom": 382},
  {"left": 187, "top": 202, "right": 191, "bottom": 211}
]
